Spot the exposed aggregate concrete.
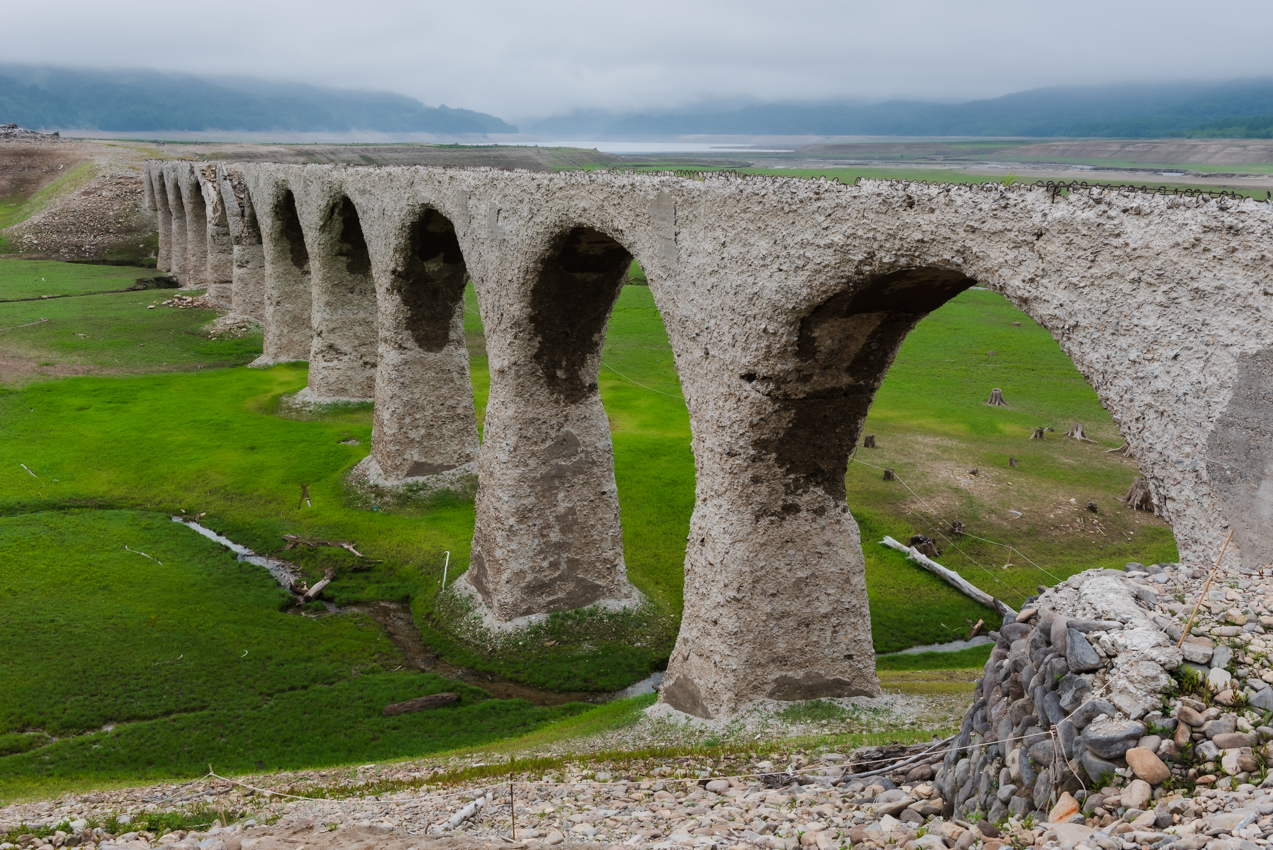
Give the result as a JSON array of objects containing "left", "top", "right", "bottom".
[{"left": 143, "top": 160, "right": 1273, "bottom": 719}]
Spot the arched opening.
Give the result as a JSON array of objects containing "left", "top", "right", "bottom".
[
  {"left": 260, "top": 188, "right": 311, "bottom": 363},
  {"left": 843, "top": 279, "right": 1177, "bottom": 652},
  {"left": 762, "top": 268, "right": 976, "bottom": 500},
  {"left": 370, "top": 205, "right": 479, "bottom": 481},
  {"left": 307, "top": 195, "right": 377, "bottom": 400},
  {"left": 184, "top": 179, "right": 208, "bottom": 288},
  {"left": 232, "top": 192, "right": 266, "bottom": 323}
]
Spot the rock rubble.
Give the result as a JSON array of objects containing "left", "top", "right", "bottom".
[{"left": 11, "top": 563, "right": 1273, "bottom": 849}]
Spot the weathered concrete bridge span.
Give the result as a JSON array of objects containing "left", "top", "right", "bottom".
[{"left": 143, "top": 159, "right": 1273, "bottom": 718}]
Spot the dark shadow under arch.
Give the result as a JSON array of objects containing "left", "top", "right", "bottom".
[
  {"left": 393, "top": 206, "right": 469, "bottom": 352},
  {"left": 529, "top": 226, "right": 633, "bottom": 403},
  {"left": 275, "top": 189, "right": 309, "bottom": 272},
  {"left": 758, "top": 268, "right": 975, "bottom": 500}
]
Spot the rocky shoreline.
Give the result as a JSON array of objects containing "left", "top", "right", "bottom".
[{"left": 8, "top": 561, "right": 1273, "bottom": 849}]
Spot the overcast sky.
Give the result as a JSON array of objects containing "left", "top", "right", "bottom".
[{"left": 5, "top": 0, "right": 1272, "bottom": 121}]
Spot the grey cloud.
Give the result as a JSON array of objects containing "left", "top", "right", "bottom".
[{"left": 2, "top": 0, "right": 1270, "bottom": 121}]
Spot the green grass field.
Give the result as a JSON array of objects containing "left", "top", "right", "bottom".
[
  {"left": 0, "top": 509, "right": 588, "bottom": 798},
  {"left": 0, "top": 254, "right": 1177, "bottom": 794}
]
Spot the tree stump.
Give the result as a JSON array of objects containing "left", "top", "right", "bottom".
[
  {"left": 987, "top": 388, "right": 1008, "bottom": 406},
  {"left": 863, "top": 434, "right": 876, "bottom": 448},
  {"left": 951, "top": 520, "right": 965, "bottom": 536},
  {"left": 1086, "top": 501, "right": 1099, "bottom": 514},
  {"left": 1030, "top": 428, "right": 1046, "bottom": 440},
  {"left": 1066, "top": 423, "right": 1095, "bottom": 442},
  {"left": 1121, "top": 477, "right": 1160, "bottom": 515},
  {"left": 1009, "top": 457, "right": 1019, "bottom": 468},
  {"left": 908, "top": 535, "right": 941, "bottom": 559},
  {"left": 883, "top": 468, "right": 895, "bottom": 481},
  {"left": 1105, "top": 442, "right": 1134, "bottom": 457}
]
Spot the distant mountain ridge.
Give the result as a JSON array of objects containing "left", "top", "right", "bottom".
[
  {"left": 527, "top": 79, "right": 1273, "bottom": 138},
  {"left": 0, "top": 65, "right": 516, "bottom": 135}
]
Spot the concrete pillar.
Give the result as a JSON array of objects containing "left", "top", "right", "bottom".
[
  {"left": 257, "top": 188, "right": 312, "bottom": 363},
  {"left": 142, "top": 165, "right": 156, "bottom": 212},
  {"left": 306, "top": 195, "right": 377, "bottom": 400},
  {"left": 232, "top": 192, "right": 266, "bottom": 322},
  {"left": 163, "top": 168, "right": 186, "bottom": 279},
  {"left": 463, "top": 226, "right": 638, "bottom": 620},
  {"left": 205, "top": 184, "right": 234, "bottom": 306},
  {"left": 153, "top": 170, "right": 172, "bottom": 272},
  {"left": 659, "top": 269, "right": 973, "bottom": 718},
  {"left": 368, "top": 206, "right": 480, "bottom": 482},
  {"left": 181, "top": 170, "right": 208, "bottom": 290}
]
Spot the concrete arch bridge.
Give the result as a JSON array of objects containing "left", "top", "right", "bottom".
[{"left": 142, "top": 159, "right": 1273, "bottom": 719}]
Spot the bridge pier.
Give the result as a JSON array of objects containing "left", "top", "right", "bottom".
[
  {"left": 178, "top": 167, "right": 208, "bottom": 290},
  {"left": 462, "top": 226, "right": 639, "bottom": 621},
  {"left": 364, "top": 205, "right": 480, "bottom": 483},
  {"left": 204, "top": 172, "right": 234, "bottom": 306},
  {"left": 163, "top": 170, "right": 186, "bottom": 280},
  {"left": 152, "top": 168, "right": 172, "bottom": 272},
  {"left": 304, "top": 195, "right": 377, "bottom": 400},
  {"left": 257, "top": 187, "right": 312, "bottom": 364}
]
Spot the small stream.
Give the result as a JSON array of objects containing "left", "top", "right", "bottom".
[{"left": 172, "top": 517, "right": 662, "bottom": 706}]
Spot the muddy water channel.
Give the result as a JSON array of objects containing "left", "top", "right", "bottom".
[{"left": 173, "top": 517, "right": 661, "bottom": 706}]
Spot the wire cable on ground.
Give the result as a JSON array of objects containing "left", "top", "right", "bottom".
[{"left": 600, "top": 361, "right": 685, "bottom": 401}]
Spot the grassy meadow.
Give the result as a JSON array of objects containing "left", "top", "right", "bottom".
[{"left": 0, "top": 250, "right": 1175, "bottom": 793}]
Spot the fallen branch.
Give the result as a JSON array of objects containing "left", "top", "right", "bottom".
[
  {"left": 124, "top": 545, "right": 163, "bottom": 566},
  {"left": 281, "top": 534, "right": 367, "bottom": 558},
  {"left": 882, "top": 535, "right": 1016, "bottom": 619},
  {"left": 19, "top": 463, "right": 36, "bottom": 477},
  {"left": 301, "top": 567, "right": 336, "bottom": 602},
  {"left": 382, "top": 692, "right": 460, "bottom": 716},
  {"left": 431, "top": 795, "right": 488, "bottom": 832},
  {"left": 0, "top": 317, "right": 48, "bottom": 332},
  {"left": 839, "top": 736, "right": 956, "bottom": 782}
]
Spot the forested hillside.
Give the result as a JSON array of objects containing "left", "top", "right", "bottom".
[{"left": 0, "top": 65, "right": 516, "bottom": 134}]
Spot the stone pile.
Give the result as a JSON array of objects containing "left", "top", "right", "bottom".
[
  {"left": 159, "top": 295, "right": 214, "bottom": 310},
  {"left": 0, "top": 124, "right": 60, "bottom": 141}
]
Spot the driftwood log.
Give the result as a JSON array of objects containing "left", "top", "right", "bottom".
[
  {"left": 1121, "top": 476, "right": 1160, "bottom": 515},
  {"left": 382, "top": 692, "right": 461, "bottom": 716},
  {"left": 882, "top": 536, "right": 1017, "bottom": 619},
  {"left": 301, "top": 567, "right": 336, "bottom": 602},
  {"left": 987, "top": 388, "right": 1007, "bottom": 406}
]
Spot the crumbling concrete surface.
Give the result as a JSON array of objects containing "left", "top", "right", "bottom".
[{"left": 145, "top": 160, "right": 1273, "bottom": 718}]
